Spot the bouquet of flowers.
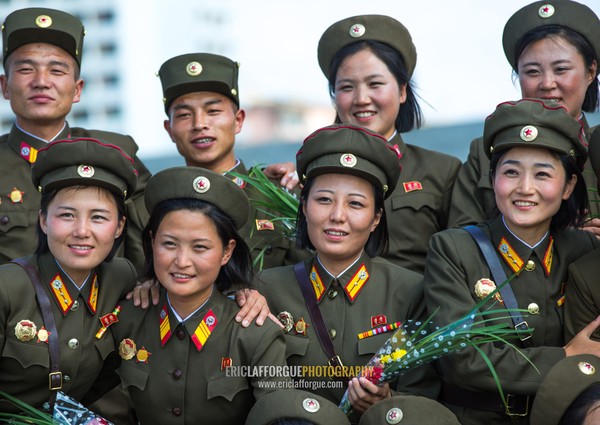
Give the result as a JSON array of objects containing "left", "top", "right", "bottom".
[
  {"left": 0, "top": 390, "right": 113, "bottom": 424},
  {"left": 338, "top": 274, "right": 535, "bottom": 417},
  {"left": 228, "top": 166, "right": 300, "bottom": 268}
]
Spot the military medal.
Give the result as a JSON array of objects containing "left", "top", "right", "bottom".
[
  {"left": 119, "top": 338, "right": 137, "bottom": 360},
  {"left": 136, "top": 347, "right": 151, "bottom": 363},
  {"left": 371, "top": 315, "right": 387, "bottom": 328},
  {"left": 294, "top": 318, "right": 309, "bottom": 336},
  {"left": 221, "top": 357, "right": 233, "bottom": 370},
  {"left": 96, "top": 305, "right": 121, "bottom": 339},
  {"left": 191, "top": 309, "right": 218, "bottom": 351},
  {"left": 277, "top": 311, "right": 294, "bottom": 333},
  {"left": 358, "top": 321, "right": 401, "bottom": 340},
  {"left": 37, "top": 326, "right": 50, "bottom": 343},
  {"left": 255, "top": 219, "right": 274, "bottom": 231},
  {"left": 15, "top": 319, "right": 37, "bottom": 342},
  {"left": 7, "top": 187, "right": 24, "bottom": 204},
  {"left": 474, "top": 278, "right": 503, "bottom": 303},
  {"left": 402, "top": 181, "right": 423, "bottom": 193}
]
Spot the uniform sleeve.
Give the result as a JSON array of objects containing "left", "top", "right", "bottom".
[
  {"left": 424, "top": 231, "right": 564, "bottom": 395},
  {"left": 123, "top": 137, "right": 151, "bottom": 274},
  {"left": 447, "top": 138, "right": 493, "bottom": 228},
  {"left": 565, "top": 252, "right": 600, "bottom": 342},
  {"left": 247, "top": 322, "right": 290, "bottom": 400},
  {"left": 438, "top": 156, "right": 462, "bottom": 230}
]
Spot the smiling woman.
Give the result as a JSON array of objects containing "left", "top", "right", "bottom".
[
  {"left": 425, "top": 99, "right": 600, "bottom": 425},
  {"left": 0, "top": 138, "right": 138, "bottom": 415}
]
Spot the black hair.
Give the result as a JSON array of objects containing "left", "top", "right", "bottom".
[
  {"left": 559, "top": 383, "right": 600, "bottom": 425},
  {"left": 35, "top": 185, "right": 127, "bottom": 261},
  {"left": 514, "top": 25, "right": 599, "bottom": 112},
  {"left": 295, "top": 176, "right": 388, "bottom": 257},
  {"left": 327, "top": 40, "right": 423, "bottom": 133},
  {"left": 489, "top": 149, "right": 588, "bottom": 232},
  {"left": 141, "top": 197, "right": 254, "bottom": 292}
]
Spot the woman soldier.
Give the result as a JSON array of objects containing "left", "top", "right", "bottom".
[
  {"left": 268, "top": 14, "right": 461, "bottom": 274},
  {"left": 424, "top": 99, "right": 600, "bottom": 425},
  {"left": 257, "top": 124, "right": 439, "bottom": 423},
  {"left": 449, "top": 0, "right": 600, "bottom": 234},
  {"left": 111, "top": 167, "right": 289, "bottom": 424},
  {"left": 0, "top": 138, "right": 138, "bottom": 413}
]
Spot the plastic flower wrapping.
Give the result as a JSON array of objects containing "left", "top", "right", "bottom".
[
  {"left": 338, "top": 274, "right": 534, "bottom": 417},
  {"left": 0, "top": 390, "right": 113, "bottom": 424}
]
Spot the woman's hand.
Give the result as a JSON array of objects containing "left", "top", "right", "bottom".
[
  {"left": 347, "top": 377, "right": 391, "bottom": 414},
  {"left": 125, "top": 279, "right": 160, "bottom": 308},
  {"left": 582, "top": 218, "right": 600, "bottom": 239},
  {"left": 235, "top": 289, "right": 271, "bottom": 327},
  {"left": 565, "top": 315, "right": 600, "bottom": 356},
  {"left": 263, "top": 162, "right": 299, "bottom": 191}
]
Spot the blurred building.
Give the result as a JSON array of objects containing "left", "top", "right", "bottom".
[{"left": 0, "top": 1, "right": 334, "bottom": 157}]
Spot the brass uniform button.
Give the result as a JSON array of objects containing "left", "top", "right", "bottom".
[
  {"left": 68, "top": 338, "right": 79, "bottom": 350},
  {"left": 328, "top": 289, "right": 338, "bottom": 299},
  {"left": 70, "top": 300, "right": 79, "bottom": 311},
  {"left": 63, "top": 375, "right": 71, "bottom": 382},
  {"left": 329, "top": 329, "right": 337, "bottom": 339},
  {"left": 171, "top": 407, "right": 182, "bottom": 417},
  {"left": 527, "top": 303, "right": 540, "bottom": 314},
  {"left": 172, "top": 369, "right": 183, "bottom": 380},
  {"left": 524, "top": 260, "right": 536, "bottom": 272},
  {"left": 176, "top": 328, "right": 186, "bottom": 340}
]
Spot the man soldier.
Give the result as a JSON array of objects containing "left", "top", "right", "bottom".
[
  {"left": 0, "top": 7, "right": 150, "bottom": 271},
  {"left": 158, "top": 52, "right": 309, "bottom": 269}
]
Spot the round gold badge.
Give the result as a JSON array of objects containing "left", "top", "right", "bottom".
[
  {"left": 538, "top": 4, "right": 555, "bottom": 19},
  {"left": 15, "top": 319, "right": 37, "bottom": 342},
  {"left": 277, "top": 311, "right": 294, "bottom": 333},
  {"left": 349, "top": 23, "right": 365, "bottom": 38},
  {"left": 193, "top": 176, "right": 210, "bottom": 194},
  {"left": 520, "top": 125, "right": 538, "bottom": 142},
  {"left": 340, "top": 153, "right": 357, "bottom": 168},
  {"left": 186, "top": 61, "right": 202, "bottom": 76},
  {"left": 35, "top": 15, "right": 52, "bottom": 28},
  {"left": 119, "top": 338, "right": 137, "bottom": 360},
  {"left": 474, "top": 278, "right": 496, "bottom": 299},
  {"left": 77, "top": 164, "right": 95, "bottom": 178},
  {"left": 37, "top": 327, "right": 49, "bottom": 343},
  {"left": 136, "top": 347, "right": 151, "bottom": 363}
]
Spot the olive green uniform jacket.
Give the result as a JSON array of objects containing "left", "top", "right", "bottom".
[
  {"left": 256, "top": 253, "right": 440, "bottom": 409},
  {"left": 447, "top": 119, "right": 598, "bottom": 228},
  {"left": 565, "top": 247, "right": 600, "bottom": 341},
  {"left": 384, "top": 133, "right": 461, "bottom": 274},
  {"left": 424, "top": 215, "right": 599, "bottom": 425},
  {"left": 112, "top": 288, "right": 289, "bottom": 425},
  {"left": 0, "top": 251, "right": 137, "bottom": 413},
  {"left": 0, "top": 123, "right": 151, "bottom": 272},
  {"left": 233, "top": 160, "right": 310, "bottom": 270}
]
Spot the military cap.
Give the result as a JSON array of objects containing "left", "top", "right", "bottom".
[
  {"left": 503, "top": 1, "right": 600, "bottom": 71},
  {"left": 483, "top": 99, "right": 588, "bottom": 165},
  {"left": 589, "top": 127, "right": 600, "bottom": 192},
  {"left": 317, "top": 14, "right": 417, "bottom": 78},
  {"left": 359, "top": 395, "right": 461, "bottom": 425},
  {"left": 296, "top": 124, "right": 401, "bottom": 199},
  {"left": 158, "top": 53, "right": 240, "bottom": 113},
  {"left": 2, "top": 7, "right": 85, "bottom": 67},
  {"left": 245, "top": 389, "right": 350, "bottom": 425},
  {"left": 144, "top": 166, "right": 249, "bottom": 230},
  {"left": 530, "top": 354, "right": 600, "bottom": 425},
  {"left": 32, "top": 138, "right": 137, "bottom": 200}
]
